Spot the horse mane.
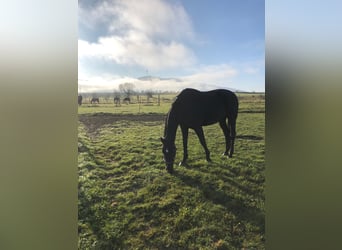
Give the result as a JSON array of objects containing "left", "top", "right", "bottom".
[{"left": 163, "top": 111, "right": 170, "bottom": 138}]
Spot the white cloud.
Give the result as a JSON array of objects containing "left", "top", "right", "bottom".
[
  {"left": 240, "top": 59, "right": 264, "bottom": 74},
  {"left": 244, "top": 67, "right": 259, "bottom": 74},
  {"left": 78, "top": 0, "right": 196, "bottom": 70},
  {"left": 78, "top": 64, "right": 240, "bottom": 93},
  {"left": 182, "top": 64, "right": 238, "bottom": 85},
  {"left": 78, "top": 74, "right": 136, "bottom": 93},
  {"left": 108, "top": 0, "right": 194, "bottom": 40},
  {"left": 78, "top": 35, "right": 195, "bottom": 70}
]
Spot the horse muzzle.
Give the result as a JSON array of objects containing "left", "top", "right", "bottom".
[{"left": 164, "top": 161, "right": 174, "bottom": 174}]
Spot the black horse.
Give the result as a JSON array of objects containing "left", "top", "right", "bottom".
[
  {"left": 114, "top": 97, "right": 121, "bottom": 106},
  {"left": 161, "top": 88, "right": 239, "bottom": 174},
  {"left": 91, "top": 97, "right": 99, "bottom": 104},
  {"left": 78, "top": 95, "right": 82, "bottom": 106},
  {"left": 123, "top": 97, "right": 130, "bottom": 104}
]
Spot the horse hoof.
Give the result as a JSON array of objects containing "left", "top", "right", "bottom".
[
  {"left": 166, "top": 169, "right": 173, "bottom": 174},
  {"left": 178, "top": 161, "right": 186, "bottom": 166},
  {"left": 165, "top": 167, "right": 173, "bottom": 174},
  {"left": 179, "top": 161, "right": 189, "bottom": 167}
]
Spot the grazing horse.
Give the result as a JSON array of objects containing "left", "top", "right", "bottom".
[
  {"left": 123, "top": 97, "right": 130, "bottom": 104},
  {"left": 91, "top": 97, "right": 99, "bottom": 104},
  {"left": 161, "top": 88, "right": 239, "bottom": 174},
  {"left": 114, "top": 97, "right": 121, "bottom": 106},
  {"left": 78, "top": 95, "right": 83, "bottom": 106}
]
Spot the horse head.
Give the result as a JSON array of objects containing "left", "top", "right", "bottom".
[{"left": 160, "top": 137, "right": 176, "bottom": 174}]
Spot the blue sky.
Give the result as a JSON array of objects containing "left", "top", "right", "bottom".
[{"left": 78, "top": 0, "right": 264, "bottom": 93}]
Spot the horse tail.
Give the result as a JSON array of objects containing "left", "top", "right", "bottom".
[
  {"left": 231, "top": 93, "right": 239, "bottom": 121},
  {"left": 226, "top": 92, "right": 238, "bottom": 157},
  {"left": 228, "top": 92, "right": 238, "bottom": 133}
]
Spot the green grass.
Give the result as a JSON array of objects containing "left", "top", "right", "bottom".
[
  {"left": 78, "top": 93, "right": 265, "bottom": 249},
  {"left": 78, "top": 102, "right": 172, "bottom": 115}
]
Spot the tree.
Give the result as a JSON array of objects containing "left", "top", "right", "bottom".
[{"left": 119, "top": 83, "right": 135, "bottom": 98}]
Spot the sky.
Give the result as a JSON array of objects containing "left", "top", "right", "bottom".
[{"left": 78, "top": 0, "right": 264, "bottom": 93}]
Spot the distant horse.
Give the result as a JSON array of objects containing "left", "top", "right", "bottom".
[
  {"left": 161, "top": 88, "right": 239, "bottom": 174},
  {"left": 91, "top": 97, "right": 99, "bottom": 104},
  {"left": 114, "top": 97, "right": 120, "bottom": 106},
  {"left": 78, "top": 95, "right": 83, "bottom": 106},
  {"left": 123, "top": 97, "right": 130, "bottom": 104}
]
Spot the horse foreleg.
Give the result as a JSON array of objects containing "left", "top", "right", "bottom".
[
  {"left": 219, "top": 120, "right": 231, "bottom": 156},
  {"left": 194, "top": 127, "right": 211, "bottom": 162},
  {"left": 180, "top": 126, "right": 189, "bottom": 166}
]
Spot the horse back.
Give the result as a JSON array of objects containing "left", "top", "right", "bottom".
[{"left": 173, "top": 88, "right": 238, "bottom": 126}]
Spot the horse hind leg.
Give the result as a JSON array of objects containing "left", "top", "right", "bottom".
[
  {"left": 194, "top": 127, "right": 211, "bottom": 162},
  {"left": 228, "top": 118, "right": 236, "bottom": 158},
  {"left": 219, "top": 120, "right": 231, "bottom": 157}
]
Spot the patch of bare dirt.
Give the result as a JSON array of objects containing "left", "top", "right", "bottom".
[{"left": 79, "top": 113, "right": 165, "bottom": 134}]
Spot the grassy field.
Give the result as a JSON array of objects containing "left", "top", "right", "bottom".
[{"left": 78, "top": 93, "right": 265, "bottom": 249}]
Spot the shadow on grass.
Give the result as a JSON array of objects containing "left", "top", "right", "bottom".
[
  {"left": 236, "top": 135, "right": 263, "bottom": 140},
  {"left": 174, "top": 168, "right": 264, "bottom": 233},
  {"left": 194, "top": 161, "right": 265, "bottom": 199}
]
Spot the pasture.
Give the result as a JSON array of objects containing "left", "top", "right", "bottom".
[{"left": 78, "top": 92, "right": 265, "bottom": 249}]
